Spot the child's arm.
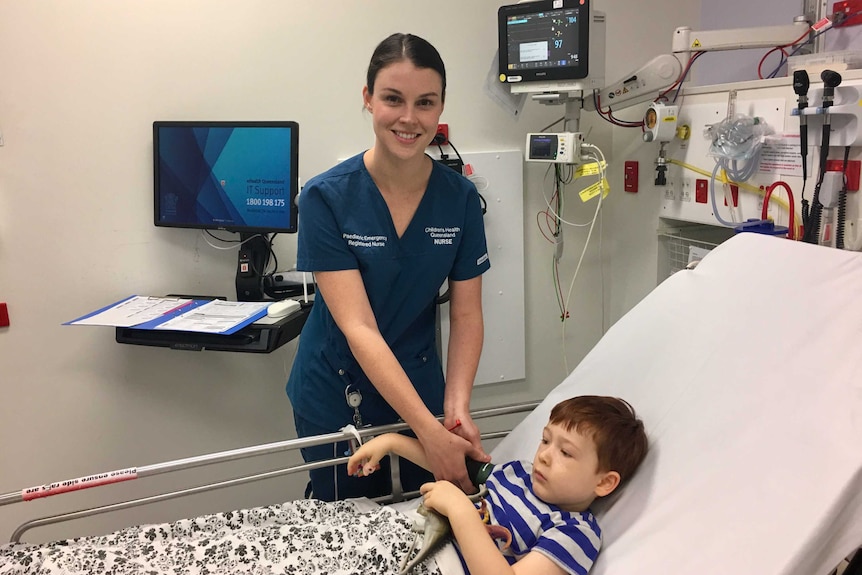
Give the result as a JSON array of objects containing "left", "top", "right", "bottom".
[
  {"left": 420, "top": 481, "right": 569, "bottom": 575},
  {"left": 346, "top": 433, "right": 430, "bottom": 477}
]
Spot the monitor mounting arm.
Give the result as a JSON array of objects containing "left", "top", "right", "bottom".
[{"left": 583, "top": 20, "right": 810, "bottom": 113}]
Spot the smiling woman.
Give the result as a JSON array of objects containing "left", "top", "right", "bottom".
[
  {"left": 285, "top": 33, "right": 492, "bottom": 503},
  {"left": 363, "top": 59, "right": 444, "bottom": 167}
]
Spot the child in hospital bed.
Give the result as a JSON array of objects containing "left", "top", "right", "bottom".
[{"left": 348, "top": 395, "right": 649, "bottom": 575}]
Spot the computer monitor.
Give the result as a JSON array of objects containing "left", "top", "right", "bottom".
[
  {"left": 498, "top": 0, "right": 605, "bottom": 95},
  {"left": 153, "top": 120, "right": 299, "bottom": 300}
]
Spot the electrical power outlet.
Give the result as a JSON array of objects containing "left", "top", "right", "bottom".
[
  {"left": 833, "top": 0, "right": 862, "bottom": 27},
  {"left": 0, "top": 129, "right": 4, "bottom": 146},
  {"left": 431, "top": 123, "right": 449, "bottom": 146}
]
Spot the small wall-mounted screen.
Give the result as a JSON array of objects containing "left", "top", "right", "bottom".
[
  {"left": 529, "top": 134, "right": 557, "bottom": 160},
  {"left": 154, "top": 121, "right": 299, "bottom": 234}
]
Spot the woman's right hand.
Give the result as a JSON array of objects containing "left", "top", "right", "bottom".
[{"left": 418, "top": 425, "right": 476, "bottom": 493}]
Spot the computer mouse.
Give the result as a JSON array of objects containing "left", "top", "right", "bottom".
[{"left": 267, "top": 299, "right": 301, "bottom": 319}]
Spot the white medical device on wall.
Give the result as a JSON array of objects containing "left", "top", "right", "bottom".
[
  {"left": 642, "top": 102, "right": 679, "bottom": 142},
  {"left": 526, "top": 132, "right": 581, "bottom": 163},
  {"left": 797, "top": 81, "right": 862, "bottom": 147}
]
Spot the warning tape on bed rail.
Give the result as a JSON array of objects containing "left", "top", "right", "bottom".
[{"left": 21, "top": 467, "right": 138, "bottom": 501}]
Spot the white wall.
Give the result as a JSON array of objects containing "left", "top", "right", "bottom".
[
  {"left": 697, "top": 0, "right": 805, "bottom": 85},
  {"left": 0, "top": 0, "right": 697, "bottom": 543}
]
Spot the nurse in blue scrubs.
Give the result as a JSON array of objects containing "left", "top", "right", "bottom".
[{"left": 287, "top": 33, "right": 491, "bottom": 501}]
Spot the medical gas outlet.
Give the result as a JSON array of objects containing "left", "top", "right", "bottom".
[{"left": 526, "top": 132, "right": 582, "bottom": 164}]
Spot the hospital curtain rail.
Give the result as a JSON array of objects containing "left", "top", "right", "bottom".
[{"left": 2, "top": 401, "right": 539, "bottom": 543}]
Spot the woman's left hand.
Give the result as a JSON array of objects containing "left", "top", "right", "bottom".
[{"left": 444, "top": 412, "right": 490, "bottom": 463}]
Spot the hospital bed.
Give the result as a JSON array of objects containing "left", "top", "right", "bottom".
[{"left": 2, "top": 232, "right": 861, "bottom": 574}]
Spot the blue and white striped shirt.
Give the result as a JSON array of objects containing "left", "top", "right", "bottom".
[{"left": 481, "top": 460, "right": 602, "bottom": 575}]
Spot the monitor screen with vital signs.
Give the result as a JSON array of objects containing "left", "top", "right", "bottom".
[
  {"left": 498, "top": 0, "right": 591, "bottom": 84},
  {"left": 153, "top": 121, "right": 299, "bottom": 234}
]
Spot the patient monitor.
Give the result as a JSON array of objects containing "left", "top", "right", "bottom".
[{"left": 497, "top": 0, "right": 605, "bottom": 98}]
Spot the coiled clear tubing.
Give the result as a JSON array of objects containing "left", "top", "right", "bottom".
[{"left": 705, "top": 114, "right": 771, "bottom": 226}]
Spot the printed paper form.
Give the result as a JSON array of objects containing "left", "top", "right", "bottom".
[
  {"left": 154, "top": 300, "right": 269, "bottom": 334},
  {"left": 66, "top": 296, "right": 194, "bottom": 327}
]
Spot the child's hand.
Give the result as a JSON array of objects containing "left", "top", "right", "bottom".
[
  {"left": 419, "top": 480, "right": 475, "bottom": 519},
  {"left": 346, "top": 435, "right": 390, "bottom": 477}
]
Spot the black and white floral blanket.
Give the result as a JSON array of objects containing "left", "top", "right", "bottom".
[{"left": 0, "top": 499, "right": 449, "bottom": 575}]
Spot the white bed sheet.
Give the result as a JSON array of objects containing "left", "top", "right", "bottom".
[{"left": 492, "top": 233, "right": 862, "bottom": 575}]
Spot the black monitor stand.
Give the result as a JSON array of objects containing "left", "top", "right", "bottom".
[{"left": 236, "top": 233, "right": 270, "bottom": 301}]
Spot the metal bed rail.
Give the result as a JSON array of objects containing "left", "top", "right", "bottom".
[{"left": 4, "top": 401, "right": 540, "bottom": 543}]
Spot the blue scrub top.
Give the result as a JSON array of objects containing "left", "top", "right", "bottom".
[{"left": 286, "top": 153, "right": 491, "bottom": 430}]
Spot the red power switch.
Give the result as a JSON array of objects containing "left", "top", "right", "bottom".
[
  {"left": 624, "top": 161, "right": 638, "bottom": 193},
  {"left": 0, "top": 303, "right": 9, "bottom": 327}
]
